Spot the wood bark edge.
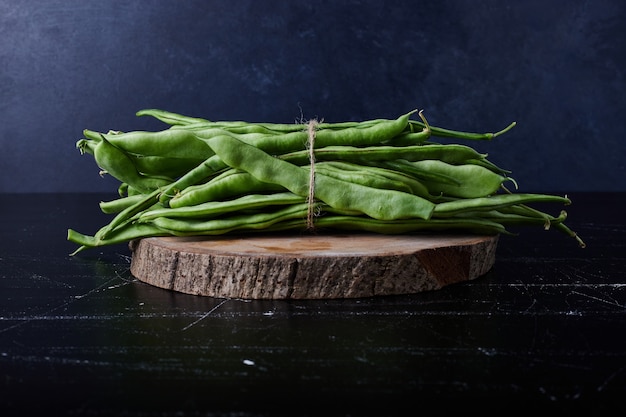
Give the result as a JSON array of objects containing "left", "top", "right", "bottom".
[{"left": 129, "top": 234, "right": 499, "bottom": 299}]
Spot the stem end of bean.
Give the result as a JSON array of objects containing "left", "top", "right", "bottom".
[
  {"left": 492, "top": 121, "right": 517, "bottom": 139},
  {"left": 69, "top": 246, "right": 87, "bottom": 256},
  {"left": 417, "top": 110, "right": 431, "bottom": 135}
]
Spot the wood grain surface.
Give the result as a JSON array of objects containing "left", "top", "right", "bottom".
[{"left": 129, "top": 233, "right": 499, "bottom": 299}]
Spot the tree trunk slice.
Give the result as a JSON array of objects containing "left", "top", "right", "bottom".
[{"left": 128, "top": 233, "right": 498, "bottom": 300}]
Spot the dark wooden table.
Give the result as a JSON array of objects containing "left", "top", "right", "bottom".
[{"left": 1, "top": 192, "right": 624, "bottom": 416}]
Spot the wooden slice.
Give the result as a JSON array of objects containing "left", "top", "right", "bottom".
[{"left": 129, "top": 233, "right": 498, "bottom": 300}]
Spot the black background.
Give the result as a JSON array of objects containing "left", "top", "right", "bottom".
[{"left": 1, "top": 0, "right": 625, "bottom": 193}]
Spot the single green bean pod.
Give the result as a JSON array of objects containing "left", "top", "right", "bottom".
[{"left": 92, "top": 135, "right": 172, "bottom": 193}]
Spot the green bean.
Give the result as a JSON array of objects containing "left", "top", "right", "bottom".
[
  {"left": 496, "top": 204, "right": 560, "bottom": 229},
  {"left": 198, "top": 109, "right": 417, "bottom": 155},
  {"left": 99, "top": 194, "right": 146, "bottom": 214},
  {"left": 117, "top": 183, "right": 129, "bottom": 197},
  {"left": 168, "top": 169, "right": 286, "bottom": 208},
  {"left": 448, "top": 205, "right": 583, "bottom": 247},
  {"left": 280, "top": 142, "right": 484, "bottom": 166},
  {"left": 68, "top": 190, "right": 164, "bottom": 253},
  {"left": 99, "top": 129, "right": 214, "bottom": 160},
  {"left": 165, "top": 156, "right": 288, "bottom": 208},
  {"left": 131, "top": 155, "right": 207, "bottom": 179},
  {"left": 378, "top": 159, "right": 461, "bottom": 187},
  {"left": 451, "top": 208, "right": 567, "bottom": 227},
  {"left": 150, "top": 202, "right": 315, "bottom": 236},
  {"left": 175, "top": 127, "right": 272, "bottom": 141},
  {"left": 206, "top": 134, "right": 435, "bottom": 220},
  {"left": 82, "top": 129, "right": 105, "bottom": 141},
  {"left": 92, "top": 135, "right": 172, "bottom": 193},
  {"left": 173, "top": 117, "right": 391, "bottom": 134},
  {"left": 494, "top": 197, "right": 585, "bottom": 247},
  {"left": 322, "top": 161, "right": 434, "bottom": 198},
  {"left": 407, "top": 120, "right": 517, "bottom": 141},
  {"left": 464, "top": 158, "right": 512, "bottom": 176},
  {"left": 382, "top": 131, "right": 432, "bottom": 146},
  {"left": 177, "top": 124, "right": 280, "bottom": 135},
  {"left": 269, "top": 214, "right": 510, "bottom": 236},
  {"left": 157, "top": 154, "right": 228, "bottom": 205},
  {"left": 95, "top": 188, "right": 161, "bottom": 240},
  {"left": 126, "top": 185, "right": 143, "bottom": 196},
  {"left": 432, "top": 193, "right": 571, "bottom": 217},
  {"left": 552, "top": 222, "right": 586, "bottom": 248},
  {"left": 76, "top": 138, "right": 96, "bottom": 156},
  {"left": 136, "top": 108, "right": 209, "bottom": 126},
  {"left": 311, "top": 162, "right": 415, "bottom": 195},
  {"left": 415, "top": 160, "right": 510, "bottom": 198},
  {"left": 68, "top": 223, "right": 168, "bottom": 255},
  {"left": 82, "top": 128, "right": 215, "bottom": 179},
  {"left": 380, "top": 159, "right": 510, "bottom": 198},
  {"left": 140, "top": 192, "right": 305, "bottom": 221}
]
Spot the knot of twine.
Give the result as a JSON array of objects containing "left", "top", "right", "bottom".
[{"left": 306, "top": 119, "right": 319, "bottom": 231}]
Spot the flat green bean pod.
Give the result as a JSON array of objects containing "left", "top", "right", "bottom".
[
  {"left": 402, "top": 160, "right": 511, "bottom": 199},
  {"left": 279, "top": 143, "right": 482, "bottom": 166},
  {"left": 100, "top": 129, "right": 214, "bottom": 160},
  {"left": 432, "top": 193, "right": 571, "bottom": 217},
  {"left": 169, "top": 169, "right": 286, "bottom": 208},
  {"left": 141, "top": 192, "right": 305, "bottom": 221},
  {"left": 407, "top": 120, "right": 517, "bottom": 141},
  {"left": 311, "top": 162, "right": 415, "bottom": 195},
  {"left": 319, "top": 161, "right": 433, "bottom": 198},
  {"left": 68, "top": 223, "right": 169, "bottom": 255},
  {"left": 268, "top": 214, "right": 510, "bottom": 236},
  {"left": 136, "top": 108, "right": 209, "bottom": 126},
  {"left": 149, "top": 202, "right": 316, "bottom": 236},
  {"left": 93, "top": 135, "right": 172, "bottom": 194}
]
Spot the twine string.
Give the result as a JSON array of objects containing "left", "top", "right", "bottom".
[{"left": 306, "top": 119, "right": 319, "bottom": 230}]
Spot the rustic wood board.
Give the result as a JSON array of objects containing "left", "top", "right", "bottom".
[{"left": 128, "top": 233, "right": 499, "bottom": 300}]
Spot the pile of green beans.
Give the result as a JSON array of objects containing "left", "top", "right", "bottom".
[{"left": 67, "top": 108, "right": 585, "bottom": 255}]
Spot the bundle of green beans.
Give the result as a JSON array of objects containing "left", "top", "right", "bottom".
[{"left": 67, "top": 108, "right": 585, "bottom": 255}]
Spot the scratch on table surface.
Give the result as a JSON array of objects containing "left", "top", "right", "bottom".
[
  {"left": 568, "top": 290, "right": 626, "bottom": 309},
  {"left": 118, "top": 253, "right": 133, "bottom": 263},
  {"left": 522, "top": 297, "right": 538, "bottom": 314},
  {"left": 537, "top": 385, "right": 580, "bottom": 402},
  {"left": 29, "top": 273, "right": 74, "bottom": 288},
  {"left": 181, "top": 298, "right": 230, "bottom": 331},
  {"left": 597, "top": 365, "right": 625, "bottom": 392},
  {"left": 505, "top": 283, "right": 626, "bottom": 288},
  {"left": 477, "top": 347, "right": 498, "bottom": 356},
  {"left": 0, "top": 275, "right": 130, "bottom": 335},
  {"left": 557, "top": 263, "right": 617, "bottom": 281},
  {"left": 105, "top": 268, "right": 138, "bottom": 290}
]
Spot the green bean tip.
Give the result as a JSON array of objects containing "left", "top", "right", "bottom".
[{"left": 492, "top": 121, "right": 517, "bottom": 138}]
